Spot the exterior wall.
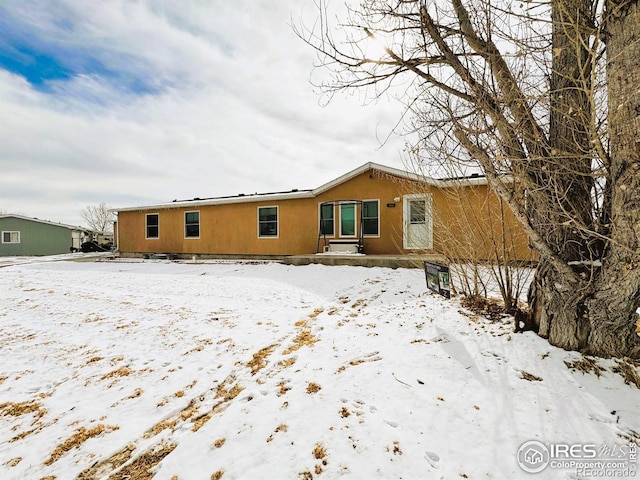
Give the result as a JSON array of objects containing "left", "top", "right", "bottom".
[
  {"left": 0, "top": 217, "right": 74, "bottom": 256},
  {"left": 116, "top": 168, "right": 533, "bottom": 260},
  {"left": 118, "top": 200, "right": 316, "bottom": 256},
  {"left": 430, "top": 184, "right": 533, "bottom": 261},
  {"left": 315, "top": 169, "right": 408, "bottom": 254}
]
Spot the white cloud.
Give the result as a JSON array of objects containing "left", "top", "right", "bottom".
[{"left": 0, "top": 0, "right": 409, "bottom": 226}]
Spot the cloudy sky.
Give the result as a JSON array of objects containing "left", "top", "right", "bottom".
[{"left": 0, "top": 0, "right": 408, "bottom": 227}]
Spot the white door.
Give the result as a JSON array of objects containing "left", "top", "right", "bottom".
[
  {"left": 71, "top": 231, "right": 82, "bottom": 250},
  {"left": 403, "top": 195, "right": 433, "bottom": 250}
]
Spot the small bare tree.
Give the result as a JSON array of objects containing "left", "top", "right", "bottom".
[
  {"left": 81, "top": 203, "right": 115, "bottom": 234},
  {"left": 436, "top": 182, "right": 533, "bottom": 310},
  {"left": 404, "top": 161, "right": 533, "bottom": 313}
]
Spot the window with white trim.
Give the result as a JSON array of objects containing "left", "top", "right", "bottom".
[
  {"left": 185, "top": 211, "right": 200, "bottom": 238},
  {"left": 146, "top": 214, "right": 159, "bottom": 239},
  {"left": 258, "top": 206, "right": 278, "bottom": 237},
  {"left": 2, "top": 231, "right": 20, "bottom": 244},
  {"left": 320, "top": 203, "right": 335, "bottom": 236},
  {"left": 362, "top": 200, "right": 379, "bottom": 236}
]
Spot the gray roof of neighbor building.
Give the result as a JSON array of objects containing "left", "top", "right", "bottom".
[{"left": 0, "top": 214, "right": 88, "bottom": 231}]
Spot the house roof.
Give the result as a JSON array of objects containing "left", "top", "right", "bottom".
[
  {"left": 0, "top": 214, "right": 88, "bottom": 231},
  {"left": 113, "top": 162, "right": 488, "bottom": 213}
]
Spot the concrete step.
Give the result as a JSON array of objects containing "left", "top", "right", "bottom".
[{"left": 282, "top": 254, "right": 446, "bottom": 269}]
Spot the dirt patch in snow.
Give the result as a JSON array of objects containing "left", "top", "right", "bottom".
[
  {"left": 306, "top": 382, "right": 322, "bottom": 394},
  {"left": 1, "top": 400, "right": 48, "bottom": 442},
  {"left": 0, "top": 400, "right": 47, "bottom": 419},
  {"left": 77, "top": 444, "right": 135, "bottom": 480},
  {"left": 4, "top": 457, "right": 22, "bottom": 467},
  {"left": 612, "top": 359, "right": 640, "bottom": 389},
  {"left": 45, "top": 424, "right": 119, "bottom": 465},
  {"left": 215, "top": 376, "right": 244, "bottom": 401},
  {"left": 247, "top": 344, "right": 278, "bottom": 375},
  {"left": 519, "top": 371, "right": 543, "bottom": 382},
  {"left": 107, "top": 441, "right": 176, "bottom": 480},
  {"left": 283, "top": 329, "right": 317, "bottom": 354},
  {"left": 565, "top": 356, "right": 605, "bottom": 377}
]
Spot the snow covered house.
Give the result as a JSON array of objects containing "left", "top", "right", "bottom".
[
  {"left": 0, "top": 214, "right": 90, "bottom": 256},
  {"left": 113, "top": 163, "right": 532, "bottom": 261}
]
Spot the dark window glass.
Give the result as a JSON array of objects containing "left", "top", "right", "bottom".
[
  {"left": 2, "top": 231, "right": 19, "bottom": 243},
  {"left": 320, "top": 203, "right": 334, "bottom": 235},
  {"left": 146, "top": 214, "right": 159, "bottom": 238},
  {"left": 259, "top": 207, "right": 278, "bottom": 237},
  {"left": 185, "top": 211, "right": 200, "bottom": 237},
  {"left": 363, "top": 201, "right": 379, "bottom": 235}
]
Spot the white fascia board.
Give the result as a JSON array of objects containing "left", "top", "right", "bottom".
[
  {"left": 312, "top": 162, "right": 440, "bottom": 194},
  {"left": 431, "top": 176, "right": 490, "bottom": 188},
  {"left": 113, "top": 190, "right": 315, "bottom": 213},
  {"left": 311, "top": 162, "right": 491, "bottom": 192},
  {"left": 367, "top": 164, "right": 490, "bottom": 188},
  {"left": 112, "top": 162, "right": 496, "bottom": 214}
]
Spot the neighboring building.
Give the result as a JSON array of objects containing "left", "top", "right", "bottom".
[
  {"left": 0, "top": 215, "right": 91, "bottom": 256},
  {"left": 114, "top": 162, "right": 532, "bottom": 260},
  {"left": 94, "top": 232, "right": 114, "bottom": 246}
]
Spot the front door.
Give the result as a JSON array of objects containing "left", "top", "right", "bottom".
[{"left": 403, "top": 195, "right": 433, "bottom": 250}]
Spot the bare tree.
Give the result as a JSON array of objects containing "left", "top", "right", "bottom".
[
  {"left": 295, "top": 0, "right": 640, "bottom": 357},
  {"left": 401, "top": 159, "right": 533, "bottom": 312},
  {"left": 434, "top": 179, "right": 533, "bottom": 312},
  {"left": 81, "top": 203, "right": 115, "bottom": 234}
]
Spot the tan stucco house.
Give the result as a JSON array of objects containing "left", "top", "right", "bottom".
[{"left": 113, "top": 162, "right": 532, "bottom": 261}]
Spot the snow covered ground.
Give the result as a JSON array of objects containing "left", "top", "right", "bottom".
[{"left": 0, "top": 257, "right": 638, "bottom": 480}]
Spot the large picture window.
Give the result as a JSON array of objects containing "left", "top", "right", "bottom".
[
  {"left": 320, "top": 203, "right": 335, "bottom": 236},
  {"left": 185, "top": 211, "right": 200, "bottom": 238},
  {"left": 362, "top": 200, "right": 379, "bottom": 236},
  {"left": 146, "top": 214, "right": 159, "bottom": 239},
  {"left": 258, "top": 206, "right": 278, "bottom": 237},
  {"left": 2, "top": 231, "right": 20, "bottom": 244}
]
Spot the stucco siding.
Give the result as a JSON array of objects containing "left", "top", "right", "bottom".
[{"left": 115, "top": 165, "right": 533, "bottom": 260}]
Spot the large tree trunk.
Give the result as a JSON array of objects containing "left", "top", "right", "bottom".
[
  {"left": 528, "top": 260, "right": 592, "bottom": 349},
  {"left": 528, "top": 0, "right": 596, "bottom": 345},
  {"left": 586, "top": 0, "right": 640, "bottom": 358},
  {"left": 587, "top": 264, "right": 640, "bottom": 358},
  {"left": 529, "top": 0, "right": 640, "bottom": 358}
]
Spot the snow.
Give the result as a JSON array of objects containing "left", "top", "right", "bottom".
[{"left": 0, "top": 257, "right": 638, "bottom": 480}]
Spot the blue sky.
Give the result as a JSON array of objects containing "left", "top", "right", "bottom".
[
  {"left": 0, "top": 39, "right": 156, "bottom": 98},
  {"left": 0, "top": 4, "right": 165, "bottom": 95},
  {"left": 0, "top": 0, "right": 407, "bottom": 226},
  {"left": 0, "top": 44, "right": 73, "bottom": 88}
]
